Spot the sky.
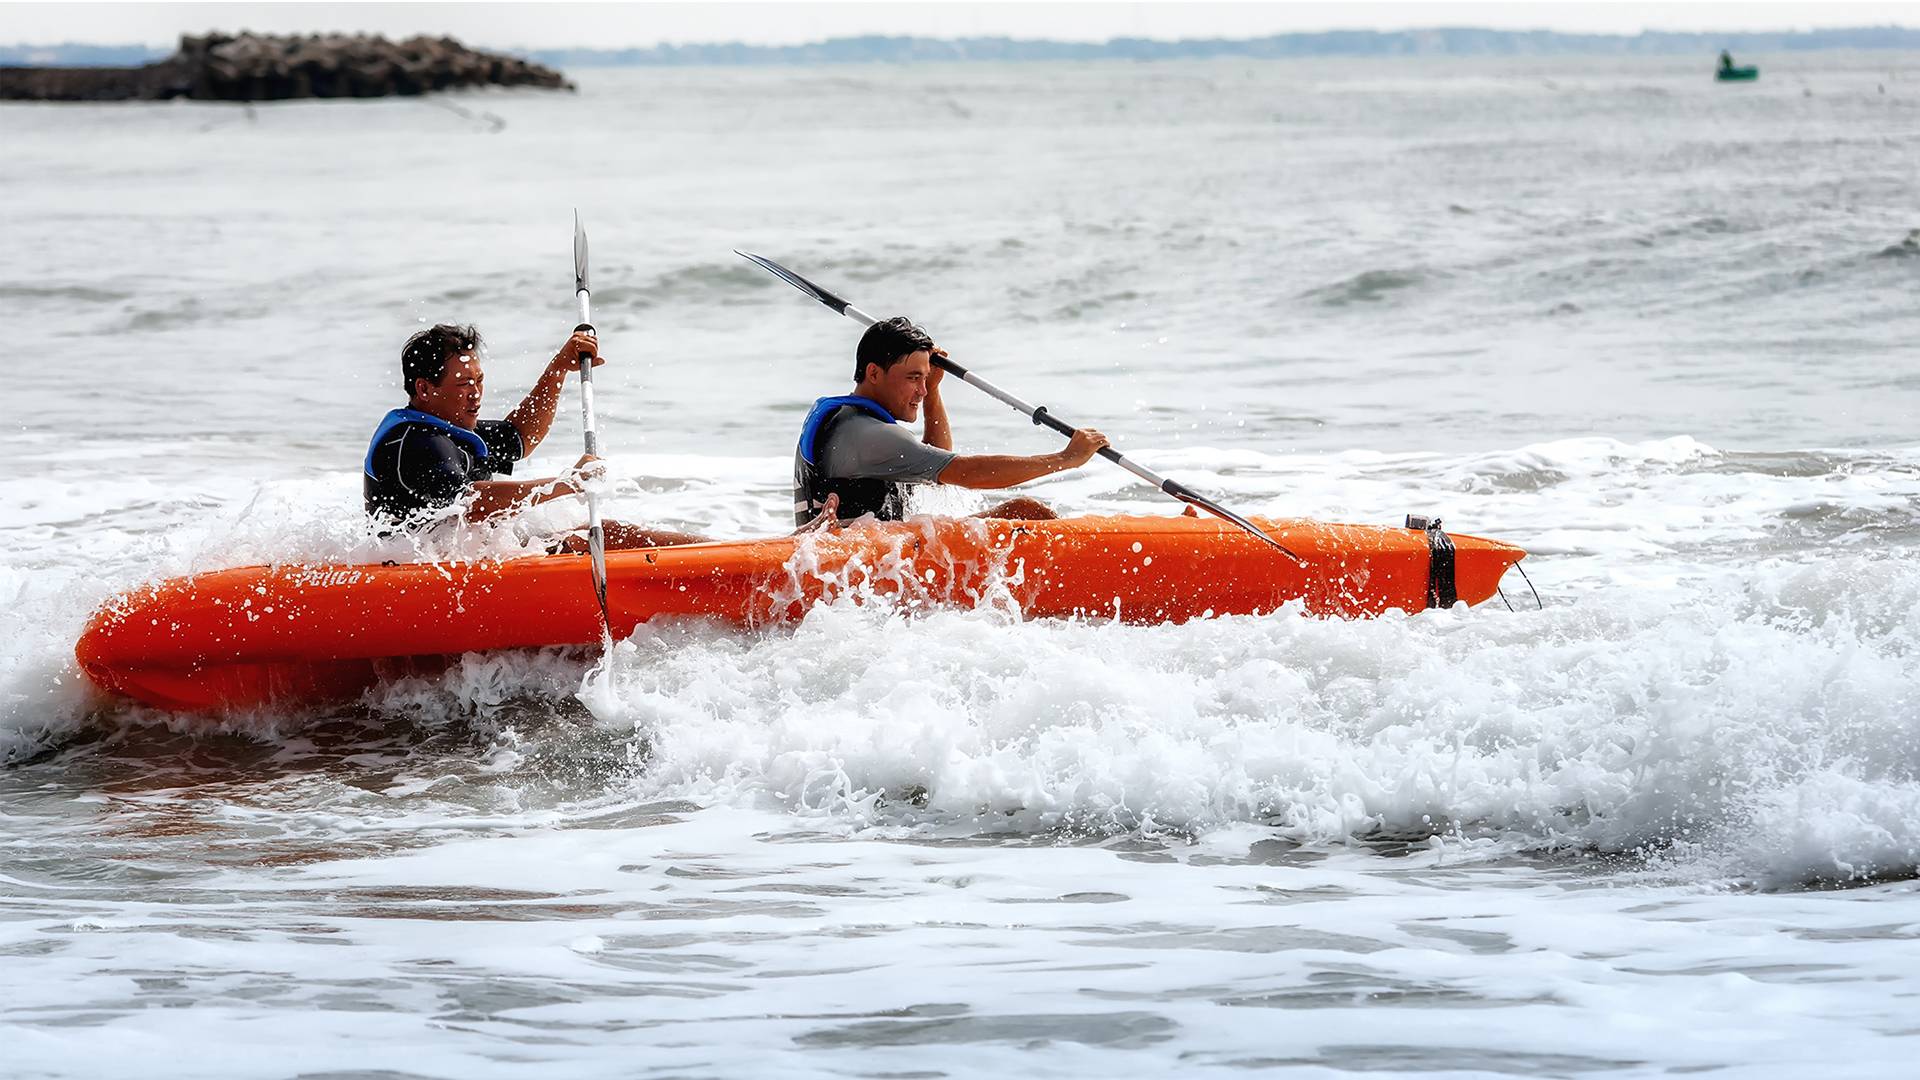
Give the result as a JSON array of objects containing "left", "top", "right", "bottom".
[{"left": 2, "top": 1, "right": 1914, "bottom": 49}]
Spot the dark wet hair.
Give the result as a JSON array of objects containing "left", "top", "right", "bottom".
[
  {"left": 854, "top": 316, "right": 933, "bottom": 383},
  {"left": 401, "top": 323, "right": 481, "bottom": 395}
]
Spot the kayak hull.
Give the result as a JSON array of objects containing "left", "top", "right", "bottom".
[
  {"left": 77, "top": 515, "right": 1527, "bottom": 713},
  {"left": 1716, "top": 67, "right": 1759, "bottom": 81}
]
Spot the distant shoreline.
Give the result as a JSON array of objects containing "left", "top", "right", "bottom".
[{"left": 7, "top": 25, "right": 1920, "bottom": 70}]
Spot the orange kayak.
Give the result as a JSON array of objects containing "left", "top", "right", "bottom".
[{"left": 76, "top": 515, "right": 1526, "bottom": 713}]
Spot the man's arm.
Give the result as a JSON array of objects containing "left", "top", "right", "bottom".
[
  {"left": 935, "top": 429, "right": 1109, "bottom": 490},
  {"left": 463, "top": 455, "right": 600, "bottom": 522},
  {"left": 464, "top": 478, "right": 562, "bottom": 521},
  {"left": 505, "top": 330, "right": 601, "bottom": 454},
  {"left": 922, "top": 352, "right": 953, "bottom": 451}
]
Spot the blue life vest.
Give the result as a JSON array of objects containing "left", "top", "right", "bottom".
[
  {"left": 797, "top": 395, "right": 897, "bottom": 464},
  {"left": 793, "top": 395, "right": 908, "bottom": 525},
  {"left": 363, "top": 408, "right": 490, "bottom": 479}
]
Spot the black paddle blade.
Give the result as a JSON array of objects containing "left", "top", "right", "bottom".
[
  {"left": 573, "top": 211, "right": 590, "bottom": 294},
  {"left": 736, "top": 250, "right": 852, "bottom": 315},
  {"left": 1163, "top": 480, "right": 1306, "bottom": 564}
]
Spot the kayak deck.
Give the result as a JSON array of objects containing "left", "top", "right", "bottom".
[{"left": 77, "top": 515, "right": 1527, "bottom": 713}]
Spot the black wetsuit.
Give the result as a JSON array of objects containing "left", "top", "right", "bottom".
[{"left": 363, "top": 410, "right": 524, "bottom": 524}]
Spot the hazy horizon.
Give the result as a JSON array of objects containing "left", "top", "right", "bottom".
[{"left": 2, "top": 1, "right": 1917, "bottom": 51}]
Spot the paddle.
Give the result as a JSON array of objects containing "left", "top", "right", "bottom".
[
  {"left": 573, "top": 212, "right": 611, "bottom": 633},
  {"left": 735, "top": 250, "right": 1305, "bottom": 563}
]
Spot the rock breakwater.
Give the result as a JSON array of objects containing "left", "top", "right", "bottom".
[{"left": 0, "top": 32, "right": 572, "bottom": 101}]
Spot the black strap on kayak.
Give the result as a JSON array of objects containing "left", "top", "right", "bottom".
[{"left": 1407, "top": 515, "right": 1457, "bottom": 610}]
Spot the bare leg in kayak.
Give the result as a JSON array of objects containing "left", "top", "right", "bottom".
[
  {"left": 976, "top": 496, "right": 1057, "bottom": 520},
  {"left": 976, "top": 499, "right": 1198, "bottom": 522},
  {"left": 557, "top": 522, "right": 710, "bottom": 551},
  {"left": 559, "top": 495, "right": 844, "bottom": 551}
]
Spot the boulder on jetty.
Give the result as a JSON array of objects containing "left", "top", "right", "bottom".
[{"left": 0, "top": 32, "right": 572, "bottom": 102}]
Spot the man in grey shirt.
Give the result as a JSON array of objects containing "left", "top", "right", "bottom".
[{"left": 793, "top": 317, "right": 1109, "bottom": 525}]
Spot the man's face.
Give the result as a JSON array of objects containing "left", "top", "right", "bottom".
[
  {"left": 412, "top": 351, "right": 485, "bottom": 429},
  {"left": 861, "top": 350, "right": 931, "bottom": 422}
]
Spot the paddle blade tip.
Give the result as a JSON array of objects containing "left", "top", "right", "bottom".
[{"left": 573, "top": 214, "right": 590, "bottom": 292}]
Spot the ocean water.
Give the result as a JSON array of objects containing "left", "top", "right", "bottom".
[{"left": 4, "top": 51, "right": 1920, "bottom": 1077}]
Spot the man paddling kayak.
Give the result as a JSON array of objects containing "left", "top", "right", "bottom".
[
  {"left": 794, "top": 317, "right": 1110, "bottom": 525},
  {"left": 365, "top": 323, "right": 706, "bottom": 547}
]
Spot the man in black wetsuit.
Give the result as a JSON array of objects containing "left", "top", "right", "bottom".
[
  {"left": 793, "top": 317, "right": 1109, "bottom": 525},
  {"left": 364, "top": 323, "right": 705, "bottom": 548}
]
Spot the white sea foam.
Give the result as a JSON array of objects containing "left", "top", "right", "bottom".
[
  {"left": 7, "top": 438, "right": 1920, "bottom": 893},
  {"left": 560, "top": 553, "right": 1915, "bottom": 887}
]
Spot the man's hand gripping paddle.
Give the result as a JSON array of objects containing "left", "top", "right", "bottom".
[
  {"left": 574, "top": 213, "right": 612, "bottom": 636},
  {"left": 735, "top": 250, "right": 1304, "bottom": 564}
]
